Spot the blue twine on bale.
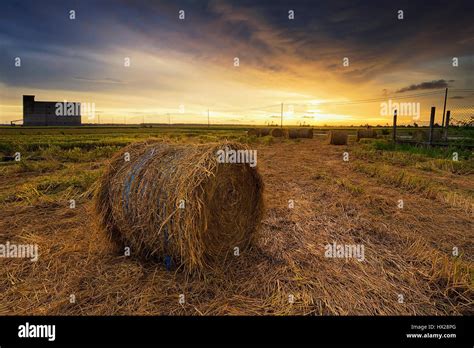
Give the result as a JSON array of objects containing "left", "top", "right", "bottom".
[
  {"left": 164, "top": 255, "right": 172, "bottom": 271},
  {"left": 121, "top": 149, "right": 155, "bottom": 214},
  {"left": 121, "top": 147, "right": 173, "bottom": 272},
  {"left": 163, "top": 201, "right": 172, "bottom": 271}
]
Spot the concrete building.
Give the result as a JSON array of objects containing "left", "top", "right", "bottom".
[{"left": 23, "top": 95, "right": 81, "bottom": 126}]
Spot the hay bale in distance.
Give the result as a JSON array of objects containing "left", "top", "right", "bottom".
[
  {"left": 328, "top": 131, "right": 348, "bottom": 145},
  {"left": 412, "top": 129, "right": 443, "bottom": 142},
  {"left": 356, "top": 129, "right": 378, "bottom": 141},
  {"left": 270, "top": 128, "right": 286, "bottom": 137},
  {"left": 288, "top": 128, "right": 314, "bottom": 139},
  {"left": 247, "top": 128, "right": 288, "bottom": 138},
  {"left": 246, "top": 129, "right": 260, "bottom": 137},
  {"left": 95, "top": 141, "right": 264, "bottom": 273}
]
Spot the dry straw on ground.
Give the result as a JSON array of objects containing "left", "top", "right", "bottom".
[
  {"left": 328, "top": 131, "right": 348, "bottom": 145},
  {"left": 95, "top": 141, "right": 264, "bottom": 274},
  {"left": 288, "top": 128, "right": 314, "bottom": 139},
  {"left": 356, "top": 129, "right": 378, "bottom": 141}
]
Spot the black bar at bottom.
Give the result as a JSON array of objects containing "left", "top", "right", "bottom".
[{"left": 0, "top": 316, "right": 471, "bottom": 346}]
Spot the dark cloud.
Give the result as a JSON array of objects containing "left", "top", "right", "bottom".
[
  {"left": 0, "top": 0, "right": 473, "bottom": 90},
  {"left": 396, "top": 80, "right": 452, "bottom": 93}
]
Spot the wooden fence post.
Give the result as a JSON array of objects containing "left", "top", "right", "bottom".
[
  {"left": 443, "top": 110, "right": 451, "bottom": 142},
  {"left": 429, "top": 106, "right": 436, "bottom": 145},
  {"left": 392, "top": 109, "right": 397, "bottom": 142},
  {"left": 441, "top": 87, "right": 448, "bottom": 128}
]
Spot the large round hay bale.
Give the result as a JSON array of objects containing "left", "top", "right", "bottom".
[
  {"left": 270, "top": 128, "right": 286, "bottom": 137},
  {"left": 413, "top": 129, "right": 443, "bottom": 142},
  {"left": 288, "top": 128, "right": 313, "bottom": 139},
  {"left": 356, "top": 129, "right": 378, "bottom": 141},
  {"left": 95, "top": 141, "right": 264, "bottom": 273},
  {"left": 246, "top": 129, "right": 260, "bottom": 137},
  {"left": 328, "top": 131, "right": 348, "bottom": 145},
  {"left": 259, "top": 128, "right": 272, "bottom": 136}
]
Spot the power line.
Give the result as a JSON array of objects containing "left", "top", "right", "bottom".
[
  {"left": 211, "top": 103, "right": 281, "bottom": 113},
  {"left": 290, "top": 91, "right": 445, "bottom": 107}
]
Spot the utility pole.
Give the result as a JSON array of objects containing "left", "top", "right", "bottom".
[
  {"left": 280, "top": 102, "right": 283, "bottom": 128},
  {"left": 442, "top": 87, "right": 448, "bottom": 127},
  {"left": 207, "top": 109, "right": 210, "bottom": 128}
]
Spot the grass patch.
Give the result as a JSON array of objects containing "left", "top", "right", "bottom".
[
  {"left": 368, "top": 140, "right": 472, "bottom": 160},
  {"left": 354, "top": 163, "right": 473, "bottom": 213},
  {"left": 0, "top": 160, "right": 65, "bottom": 176},
  {"left": 333, "top": 178, "right": 364, "bottom": 195},
  {"left": 415, "top": 159, "right": 474, "bottom": 175},
  {"left": 355, "top": 163, "right": 438, "bottom": 194},
  {"left": 0, "top": 170, "right": 101, "bottom": 204},
  {"left": 354, "top": 140, "right": 473, "bottom": 173},
  {"left": 260, "top": 135, "right": 274, "bottom": 145},
  {"left": 40, "top": 145, "right": 122, "bottom": 162},
  {"left": 311, "top": 170, "right": 330, "bottom": 181}
]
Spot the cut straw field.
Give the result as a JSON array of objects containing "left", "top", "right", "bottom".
[{"left": 0, "top": 127, "right": 472, "bottom": 315}]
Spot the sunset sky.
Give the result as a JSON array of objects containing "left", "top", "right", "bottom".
[{"left": 1, "top": 0, "right": 473, "bottom": 125}]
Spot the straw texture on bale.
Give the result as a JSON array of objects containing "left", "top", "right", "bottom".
[
  {"left": 288, "top": 128, "right": 314, "bottom": 139},
  {"left": 356, "top": 129, "right": 378, "bottom": 141},
  {"left": 413, "top": 129, "right": 443, "bottom": 142},
  {"left": 95, "top": 141, "right": 264, "bottom": 273},
  {"left": 270, "top": 128, "right": 286, "bottom": 137},
  {"left": 259, "top": 128, "right": 272, "bottom": 136},
  {"left": 328, "top": 131, "right": 348, "bottom": 145}
]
